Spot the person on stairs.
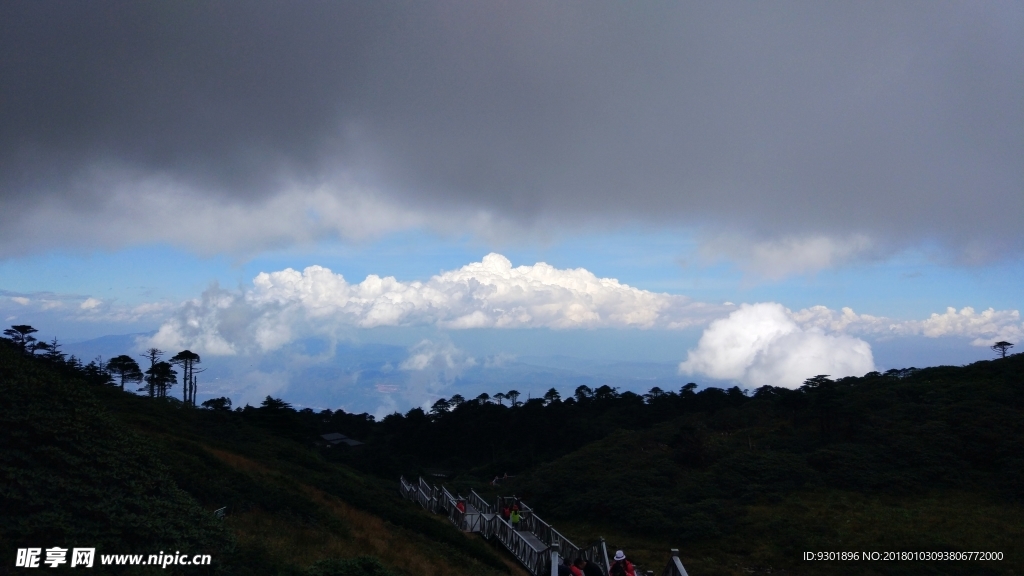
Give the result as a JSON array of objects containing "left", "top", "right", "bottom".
[
  {"left": 609, "top": 550, "right": 635, "bottom": 576},
  {"left": 580, "top": 557, "right": 603, "bottom": 576},
  {"left": 510, "top": 507, "right": 521, "bottom": 530}
]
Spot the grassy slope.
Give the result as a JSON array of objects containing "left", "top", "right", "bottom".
[
  {"left": 507, "top": 356, "right": 1024, "bottom": 576},
  {"left": 1, "top": 343, "right": 230, "bottom": 575},
  {"left": 0, "top": 342, "right": 513, "bottom": 576}
]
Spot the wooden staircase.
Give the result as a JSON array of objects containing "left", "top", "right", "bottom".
[{"left": 400, "top": 476, "right": 691, "bottom": 576}]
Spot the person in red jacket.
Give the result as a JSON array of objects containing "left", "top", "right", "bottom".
[
  {"left": 580, "top": 558, "right": 603, "bottom": 576},
  {"left": 609, "top": 550, "right": 635, "bottom": 576}
]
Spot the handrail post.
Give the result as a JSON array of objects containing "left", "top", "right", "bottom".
[
  {"left": 600, "top": 537, "right": 611, "bottom": 576},
  {"left": 667, "top": 549, "right": 689, "bottom": 576},
  {"left": 550, "top": 541, "right": 560, "bottom": 576}
]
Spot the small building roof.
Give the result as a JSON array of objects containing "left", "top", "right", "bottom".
[{"left": 321, "top": 432, "right": 364, "bottom": 446}]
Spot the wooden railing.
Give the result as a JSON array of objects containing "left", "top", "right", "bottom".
[
  {"left": 399, "top": 476, "right": 416, "bottom": 499},
  {"left": 661, "top": 549, "right": 690, "bottom": 576},
  {"left": 401, "top": 475, "right": 438, "bottom": 513},
  {"left": 468, "top": 489, "right": 493, "bottom": 514},
  {"left": 521, "top": 508, "right": 609, "bottom": 574},
  {"left": 439, "top": 486, "right": 456, "bottom": 509},
  {"left": 417, "top": 487, "right": 435, "bottom": 512},
  {"left": 488, "top": 515, "right": 551, "bottom": 576},
  {"left": 399, "top": 477, "right": 686, "bottom": 576},
  {"left": 419, "top": 476, "right": 434, "bottom": 499},
  {"left": 462, "top": 509, "right": 487, "bottom": 533}
]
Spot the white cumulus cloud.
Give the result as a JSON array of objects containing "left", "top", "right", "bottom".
[
  {"left": 902, "top": 307, "right": 1023, "bottom": 346},
  {"left": 248, "top": 253, "right": 711, "bottom": 330},
  {"left": 680, "top": 301, "right": 1024, "bottom": 388},
  {"left": 680, "top": 302, "right": 875, "bottom": 388},
  {"left": 146, "top": 254, "right": 727, "bottom": 355},
  {"left": 791, "top": 305, "right": 1023, "bottom": 346}
]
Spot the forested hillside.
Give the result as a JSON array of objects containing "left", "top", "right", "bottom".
[
  {"left": 3, "top": 326, "right": 1022, "bottom": 575},
  {"left": 0, "top": 339, "right": 512, "bottom": 576},
  {"left": 507, "top": 361, "right": 1024, "bottom": 575},
  {"left": 334, "top": 355, "right": 1024, "bottom": 575}
]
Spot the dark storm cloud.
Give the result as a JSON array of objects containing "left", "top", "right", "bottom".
[{"left": 1, "top": 1, "right": 1021, "bottom": 257}]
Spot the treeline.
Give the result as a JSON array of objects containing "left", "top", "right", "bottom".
[
  {"left": 3, "top": 324, "right": 113, "bottom": 386},
  {"left": 3, "top": 324, "right": 205, "bottom": 405},
  {"left": 1, "top": 323, "right": 763, "bottom": 476},
  {"left": 322, "top": 361, "right": 1024, "bottom": 488},
  {"left": 0, "top": 323, "right": 379, "bottom": 443}
]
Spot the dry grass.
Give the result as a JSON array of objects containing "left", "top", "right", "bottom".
[
  {"left": 204, "top": 446, "right": 275, "bottom": 475},
  {"left": 206, "top": 445, "right": 520, "bottom": 576}
]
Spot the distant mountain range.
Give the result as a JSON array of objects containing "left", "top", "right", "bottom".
[{"left": 62, "top": 334, "right": 713, "bottom": 415}]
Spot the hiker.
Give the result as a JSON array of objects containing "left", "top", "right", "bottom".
[
  {"left": 509, "top": 507, "right": 521, "bottom": 530},
  {"left": 581, "top": 558, "right": 603, "bottom": 576},
  {"left": 557, "top": 557, "right": 572, "bottom": 576},
  {"left": 571, "top": 558, "right": 586, "bottom": 576},
  {"left": 456, "top": 500, "right": 466, "bottom": 514},
  {"left": 501, "top": 503, "right": 511, "bottom": 521},
  {"left": 609, "top": 551, "right": 635, "bottom": 576}
]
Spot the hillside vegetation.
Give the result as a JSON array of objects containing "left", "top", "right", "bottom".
[
  {"left": 0, "top": 340, "right": 512, "bottom": 576},
  {"left": 338, "top": 356, "right": 1024, "bottom": 575},
  {"left": 3, "top": 330, "right": 1022, "bottom": 575}
]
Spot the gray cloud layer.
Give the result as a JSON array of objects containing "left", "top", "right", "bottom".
[{"left": 2, "top": 1, "right": 1021, "bottom": 259}]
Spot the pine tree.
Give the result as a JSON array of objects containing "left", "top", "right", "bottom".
[
  {"left": 169, "top": 350, "right": 202, "bottom": 406},
  {"left": 3, "top": 325, "right": 38, "bottom": 353},
  {"left": 107, "top": 355, "right": 144, "bottom": 391},
  {"left": 142, "top": 361, "right": 177, "bottom": 398},
  {"left": 139, "top": 348, "right": 164, "bottom": 397},
  {"left": 991, "top": 341, "right": 1014, "bottom": 358}
]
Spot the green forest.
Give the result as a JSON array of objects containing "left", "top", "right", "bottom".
[{"left": 2, "top": 325, "right": 1022, "bottom": 575}]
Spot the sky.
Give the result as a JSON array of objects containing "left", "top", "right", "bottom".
[{"left": 1, "top": 1, "right": 1021, "bottom": 415}]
